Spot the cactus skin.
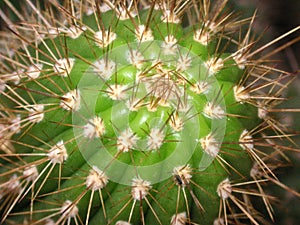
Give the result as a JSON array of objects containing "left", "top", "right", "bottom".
[{"left": 0, "top": 0, "right": 299, "bottom": 225}]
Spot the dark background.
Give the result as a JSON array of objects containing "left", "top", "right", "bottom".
[{"left": 231, "top": 1, "right": 300, "bottom": 224}]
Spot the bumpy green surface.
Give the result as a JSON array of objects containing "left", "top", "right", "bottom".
[{"left": 0, "top": 4, "right": 262, "bottom": 225}]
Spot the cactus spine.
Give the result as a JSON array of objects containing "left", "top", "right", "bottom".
[{"left": 0, "top": 0, "right": 299, "bottom": 224}]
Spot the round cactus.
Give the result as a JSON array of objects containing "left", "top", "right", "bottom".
[{"left": 0, "top": 0, "right": 299, "bottom": 224}]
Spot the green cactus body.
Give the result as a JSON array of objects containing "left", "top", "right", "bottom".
[{"left": 0, "top": 1, "right": 298, "bottom": 225}]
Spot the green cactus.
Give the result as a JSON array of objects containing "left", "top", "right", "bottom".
[{"left": 0, "top": 0, "right": 299, "bottom": 224}]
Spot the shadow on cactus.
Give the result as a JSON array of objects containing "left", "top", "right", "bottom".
[{"left": 0, "top": 0, "right": 300, "bottom": 224}]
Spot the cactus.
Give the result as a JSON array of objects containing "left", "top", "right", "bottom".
[{"left": 0, "top": 0, "right": 299, "bottom": 224}]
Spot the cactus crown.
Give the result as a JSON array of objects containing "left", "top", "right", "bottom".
[{"left": 0, "top": 0, "right": 299, "bottom": 225}]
